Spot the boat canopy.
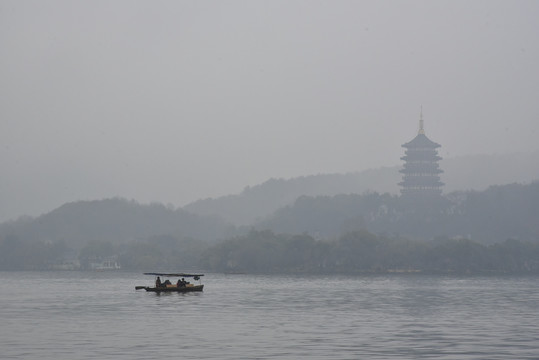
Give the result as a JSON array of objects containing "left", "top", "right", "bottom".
[{"left": 143, "top": 272, "right": 204, "bottom": 277}]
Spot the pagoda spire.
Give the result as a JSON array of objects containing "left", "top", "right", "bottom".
[{"left": 418, "top": 106, "right": 425, "bottom": 135}]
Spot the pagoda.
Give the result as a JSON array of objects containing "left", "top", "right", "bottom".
[{"left": 399, "top": 110, "right": 444, "bottom": 197}]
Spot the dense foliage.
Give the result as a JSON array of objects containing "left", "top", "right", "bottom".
[
  {"left": 0, "top": 235, "right": 69, "bottom": 270},
  {"left": 257, "top": 182, "right": 539, "bottom": 243},
  {"left": 1, "top": 228, "right": 539, "bottom": 274},
  {"left": 0, "top": 234, "right": 208, "bottom": 271},
  {"left": 200, "top": 230, "right": 539, "bottom": 274}
]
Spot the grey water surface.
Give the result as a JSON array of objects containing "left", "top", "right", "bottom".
[{"left": 1, "top": 271, "right": 538, "bottom": 359}]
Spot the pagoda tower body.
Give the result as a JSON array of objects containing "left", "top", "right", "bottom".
[{"left": 399, "top": 111, "right": 444, "bottom": 197}]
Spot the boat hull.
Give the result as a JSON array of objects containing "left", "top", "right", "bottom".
[{"left": 138, "top": 285, "right": 204, "bottom": 293}]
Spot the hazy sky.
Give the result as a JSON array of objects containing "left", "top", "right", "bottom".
[{"left": 1, "top": 0, "right": 538, "bottom": 221}]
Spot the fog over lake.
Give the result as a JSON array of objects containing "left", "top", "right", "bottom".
[
  {"left": 1, "top": 0, "right": 538, "bottom": 222},
  {"left": 2, "top": 4, "right": 539, "bottom": 360}
]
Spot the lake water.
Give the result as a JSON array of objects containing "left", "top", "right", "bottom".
[{"left": 0, "top": 271, "right": 538, "bottom": 359}]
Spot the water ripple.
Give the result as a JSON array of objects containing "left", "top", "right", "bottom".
[{"left": 1, "top": 272, "right": 538, "bottom": 359}]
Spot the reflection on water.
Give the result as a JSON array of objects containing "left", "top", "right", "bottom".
[{"left": 0, "top": 272, "right": 538, "bottom": 359}]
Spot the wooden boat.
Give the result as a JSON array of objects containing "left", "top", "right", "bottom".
[{"left": 135, "top": 272, "right": 204, "bottom": 292}]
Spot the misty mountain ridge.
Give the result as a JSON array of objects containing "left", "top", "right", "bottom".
[
  {"left": 184, "top": 152, "right": 539, "bottom": 225},
  {"left": 0, "top": 198, "right": 232, "bottom": 249},
  {"left": 1, "top": 152, "right": 537, "bottom": 250},
  {"left": 2, "top": 181, "right": 537, "bottom": 272},
  {"left": 184, "top": 167, "right": 399, "bottom": 226}
]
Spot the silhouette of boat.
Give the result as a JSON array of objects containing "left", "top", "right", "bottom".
[{"left": 135, "top": 272, "right": 204, "bottom": 292}]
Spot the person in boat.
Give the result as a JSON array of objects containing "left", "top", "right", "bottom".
[
  {"left": 163, "top": 279, "right": 171, "bottom": 286},
  {"left": 156, "top": 276, "right": 162, "bottom": 288}
]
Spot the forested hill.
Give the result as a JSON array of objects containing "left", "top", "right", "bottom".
[
  {"left": 1, "top": 185, "right": 538, "bottom": 272},
  {"left": 0, "top": 198, "right": 233, "bottom": 248},
  {"left": 255, "top": 182, "right": 539, "bottom": 244},
  {"left": 1, "top": 153, "right": 537, "bottom": 253},
  {"left": 184, "top": 167, "right": 399, "bottom": 225},
  {"left": 184, "top": 152, "right": 539, "bottom": 225}
]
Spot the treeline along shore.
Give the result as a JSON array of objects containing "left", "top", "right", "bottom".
[
  {"left": 203, "top": 230, "right": 539, "bottom": 274},
  {"left": 1, "top": 229, "right": 539, "bottom": 274}
]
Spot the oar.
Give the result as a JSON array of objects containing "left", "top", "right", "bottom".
[{"left": 135, "top": 286, "right": 146, "bottom": 290}]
